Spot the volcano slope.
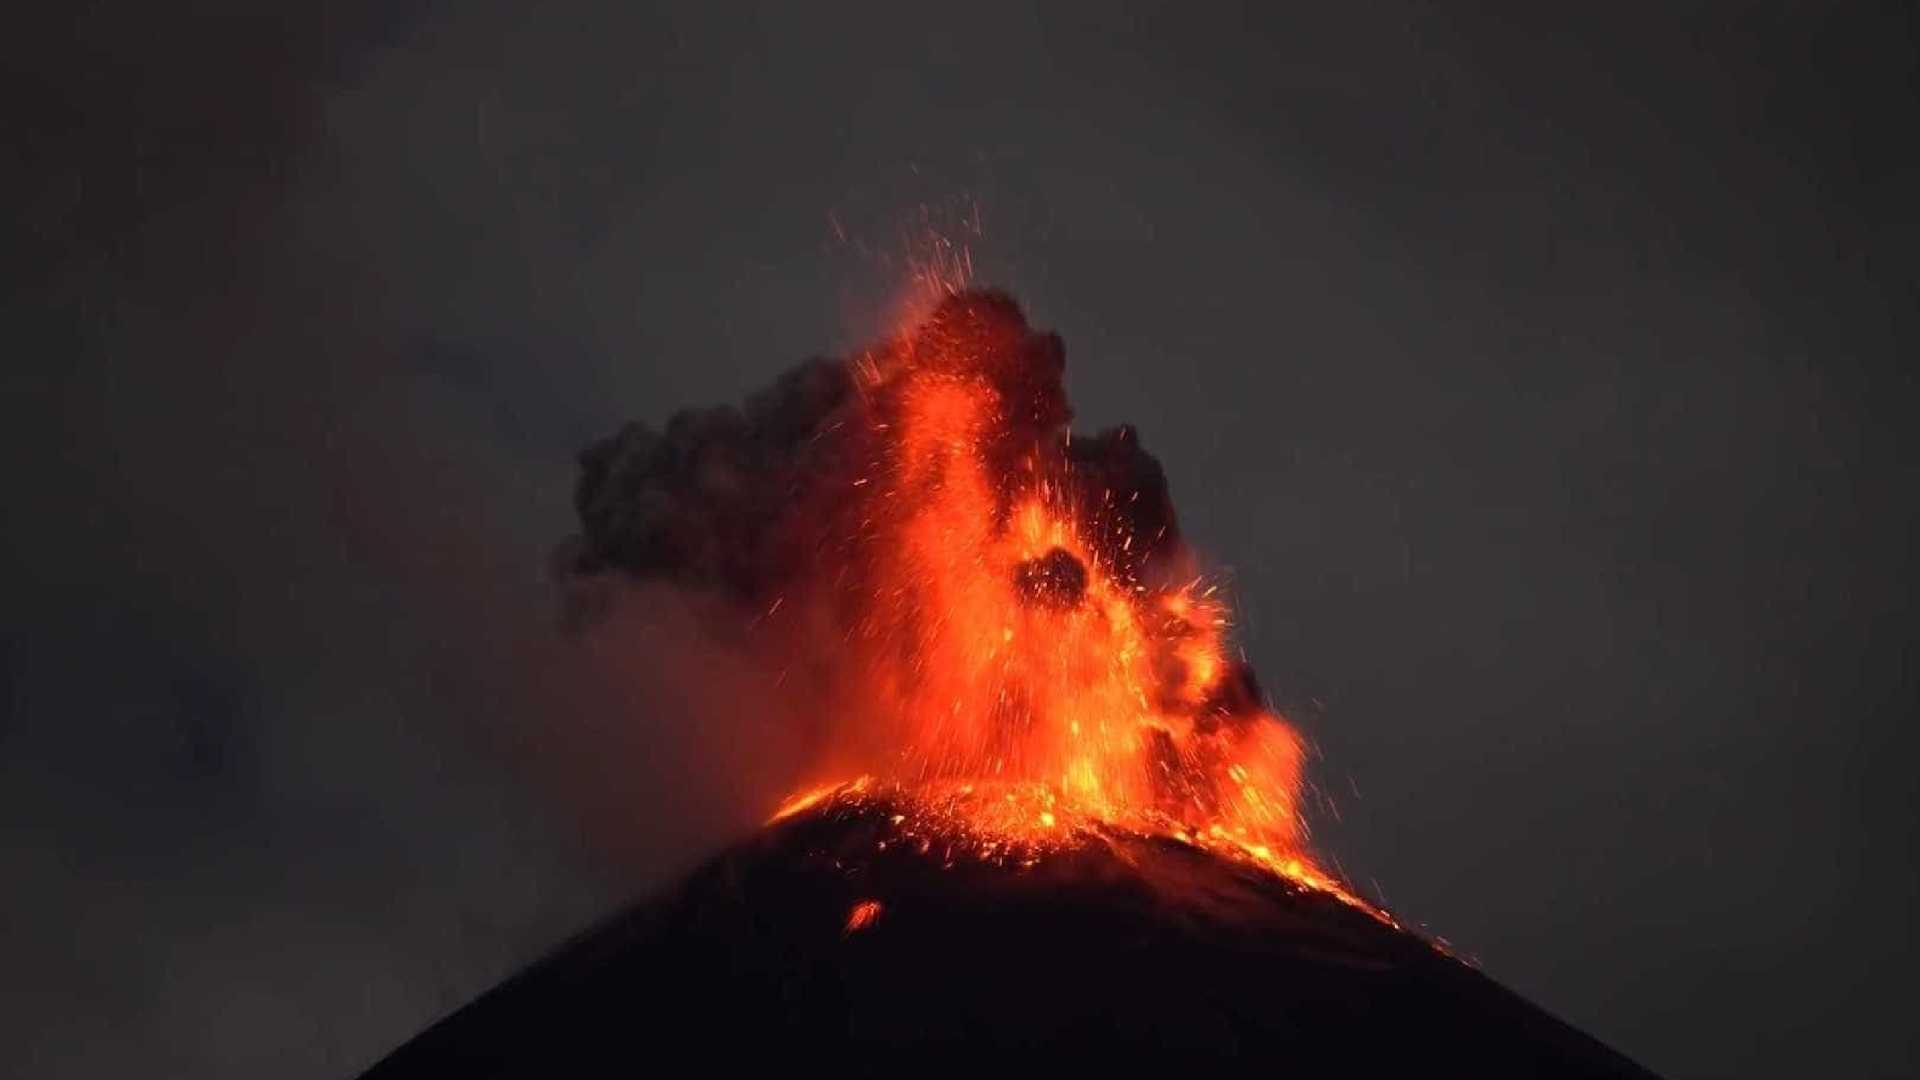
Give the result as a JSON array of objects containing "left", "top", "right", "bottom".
[{"left": 360, "top": 785, "right": 1658, "bottom": 1078}]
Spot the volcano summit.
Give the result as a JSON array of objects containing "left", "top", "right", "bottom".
[{"left": 363, "top": 781, "right": 1654, "bottom": 1077}]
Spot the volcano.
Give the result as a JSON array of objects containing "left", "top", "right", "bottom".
[
  {"left": 362, "top": 782, "right": 1655, "bottom": 1077},
  {"left": 367, "top": 289, "right": 1658, "bottom": 1075}
]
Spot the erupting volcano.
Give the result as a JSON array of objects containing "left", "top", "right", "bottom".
[
  {"left": 570, "top": 289, "right": 1338, "bottom": 893},
  {"left": 366, "top": 290, "right": 1657, "bottom": 1077}
]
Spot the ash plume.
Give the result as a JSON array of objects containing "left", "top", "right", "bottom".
[{"left": 560, "top": 291, "right": 1186, "bottom": 609}]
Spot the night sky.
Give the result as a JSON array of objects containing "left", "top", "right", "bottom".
[{"left": 4, "top": 5, "right": 1915, "bottom": 1078}]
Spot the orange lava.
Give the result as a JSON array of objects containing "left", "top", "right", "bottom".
[
  {"left": 764, "top": 292, "right": 1369, "bottom": 912},
  {"left": 843, "top": 898, "right": 884, "bottom": 934}
]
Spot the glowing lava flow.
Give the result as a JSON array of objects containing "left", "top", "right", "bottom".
[{"left": 763, "top": 293, "right": 1379, "bottom": 917}]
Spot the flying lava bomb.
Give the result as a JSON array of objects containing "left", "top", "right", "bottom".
[{"left": 365, "top": 290, "right": 1659, "bottom": 1077}]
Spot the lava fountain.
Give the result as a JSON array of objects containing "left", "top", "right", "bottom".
[{"left": 569, "top": 289, "right": 1352, "bottom": 903}]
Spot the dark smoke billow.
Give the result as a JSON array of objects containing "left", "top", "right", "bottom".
[{"left": 557, "top": 291, "right": 1185, "bottom": 609}]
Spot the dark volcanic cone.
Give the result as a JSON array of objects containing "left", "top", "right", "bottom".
[{"left": 362, "top": 788, "right": 1657, "bottom": 1078}]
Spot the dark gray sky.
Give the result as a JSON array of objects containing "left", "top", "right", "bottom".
[{"left": 4, "top": 4, "right": 1915, "bottom": 1078}]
